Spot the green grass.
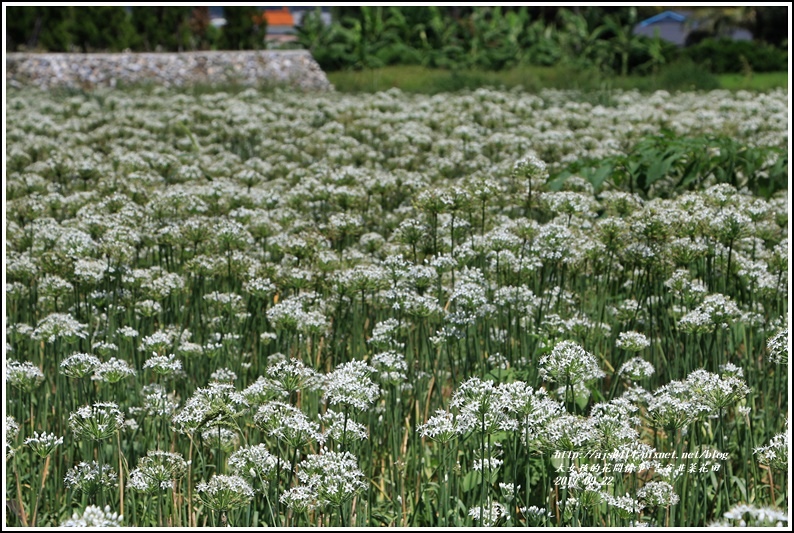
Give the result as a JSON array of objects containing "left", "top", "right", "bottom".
[
  {"left": 717, "top": 71, "right": 789, "bottom": 91},
  {"left": 327, "top": 64, "right": 788, "bottom": 94},
  {"left": 327, "top": 65, "right": 605, "bottom": 94}
]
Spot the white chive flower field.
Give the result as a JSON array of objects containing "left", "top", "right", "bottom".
[{"left": 4, "top": 86, "right": 789, "bottom": 527}]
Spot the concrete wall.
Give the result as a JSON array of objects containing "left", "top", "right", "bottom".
[{"left": 6, "top": 50, "right": 333, "bottom": 91}]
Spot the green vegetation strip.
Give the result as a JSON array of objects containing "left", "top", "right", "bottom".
[{"left": 328, "top": 65, "right": 788, "bottom": 94}]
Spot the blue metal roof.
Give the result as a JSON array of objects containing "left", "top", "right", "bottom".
[
  {"left": 637, "top": 10, "right": 688, "bottom": 28},
  {"left": 208, "top": 6, "right": 331, "bottom": 17}
]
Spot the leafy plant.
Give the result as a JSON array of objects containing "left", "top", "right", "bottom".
[
  {"left": 555, "top": 9, "right": 609, "bottom": 72},
  {"left": 682, "top": 38, "right": 789, "bottom": 74},
  {"left": 220, "top": 6, "right": 265, "bottom": 51},
  {"left": 600, "top": 9, "right": 644, "bottom": 76},
  {"left": 551, "top": 130, "right": 788, "bottom": 199}
]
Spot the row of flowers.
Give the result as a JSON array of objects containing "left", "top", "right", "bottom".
[{"left": 5, "top": 86, "right": 789, "bottom": 527}]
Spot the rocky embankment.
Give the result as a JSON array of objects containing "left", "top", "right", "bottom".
[{"left": 6, "top": 50, "right": 333, "bottom": 91}]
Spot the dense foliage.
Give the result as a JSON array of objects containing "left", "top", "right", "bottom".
[
  {"left": 6, "top": 6, "right": 787, "bottom": 77},
  {"left": 298, "top": 7, "right": 670, "bottom": 73},
  {"left": 681, "top": 38, "right": 789, "bottom": 74},
  {"left": 218, "top": 7, "right": 266, "bottom": 51},
  {"left": 4, "top": 86, "right": 789, "bottom": 528},
  {"left": 5, "top": 6, "right": 262, "bottom": 53},
  {"left": 298, "top": 6, "right": 787, "bottom": 75}
]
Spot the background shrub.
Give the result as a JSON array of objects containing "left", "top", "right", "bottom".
[
  {"left": 130, "top": 6, "right": 192, "bottom": 52},
  {"left": 682, "top": 38, "right": 789, "bottom": 73},
  {"left": 7, "top": 6, "right": 136, "bottom": 52},
  {"left": 655, "top": 59, "right": 721, "bottom": 91},
  {"left": 220, "top": 7, "right": 266, "bottom": 51}
]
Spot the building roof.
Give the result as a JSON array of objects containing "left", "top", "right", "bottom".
[
  {"left": 262, "top": 7, "right": 294, "bottom": 27},
  {"left": 209, "top": 6, "right": 331, "bottom": 31},
  {"left": 637, "top": 10, "right": 688, "bottom": 28}
]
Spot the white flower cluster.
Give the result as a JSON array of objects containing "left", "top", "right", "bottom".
[
  {"left": 143, "top": 352, "right": 182, "bottom": 375},
  {"left": 322, "top": 360, "right": 380, "bottom": 412},
  {"left": 140, "top": 383, "right": 180, "bottom": 417},
  {"left": 64, "top": 461, "right": 118, "bottom": 494},
  {"left": 172, "top": 382, "right": 248, "bottom": 435},
  {"left": 6, "top": 360, "right": 45, "bottom": 391},
  {"left": 60, "top": 505, "right": 123, "bottom": 527},
  {"left": 92, "top": 357, "right": 136, "bottom": 383},
  {"left": 468, "top": 500, "right": 510, "bottom": 527},
  {"left": 618, "top": 357, "right": 655, "bottom": 380},
  {"left": 195, "top": 474, "right": 254, "bottom": 511},
  {"left": 68, "top": 402, "right": 124, "bottom": 441},
  {"left": 254, "top": 401, "right": 322, "bottom": 448},
  {"left": 371, "top": 350, "right": 408, "bottom": 385},
  {"left": 616, "top": 331, "right": 651, "bottom": 352},
  {"left": 766, "top": 328, "right": 788, "bottom": 365},
  {"left": 711, "top": 503, "right": 789, "bottom": 527},
  {"left": 266, "top": 295, "right": 328, "bottom": 334},
  {"left": 637, "top": 480, "right": 679, "bottom": 508},
  {"left": 24, "top": 431, "right": 64, "bottom": 458},
  {"left": 228, "top": 444, "right": 278, "bottom": 484},
  {"left": 754, "top": 419, "right": 788, "bottom": 471},
  {"left": 679, "top": 293, "right": 742, "bottom": 333},
  {"left": 33, "top": 312, "right": 88, "bottom": 343},
  {"left": 128, "top": 450, "right": 188, "bottom": 493},
  {"left": 287, "top": 450, "right": 366, "bottom": 510},
  {"left": 266, "top": 357, "right": 317, "bottom": 395},
  {"left": 539, "top": 340, "right": 605, "bottom": 385},
  {"left": 6, "top": 416, "right": 20, "bottom": 459}
]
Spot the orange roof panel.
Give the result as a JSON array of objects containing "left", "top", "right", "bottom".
[{"left": 263, "top": 8, "right": 294, "bottom": 26}]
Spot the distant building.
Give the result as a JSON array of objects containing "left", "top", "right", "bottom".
[
  {"left": 290, "top": 6, "right": 333, "bottom": 28},
  {"left": 258, "top": 7, "right": 297, "bottom": 43},
  {"left": 209, "top": 6, "right": 332, "bottom": 43},
  {"left": 209, "top": 6, "right": 225, "bottom": 28},
  {"left": 633, "top": 10, "right": 752, "bottom": 47}
]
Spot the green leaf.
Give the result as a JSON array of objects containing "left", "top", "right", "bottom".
[
  {"left": 587, "top": 162, "right": 614, "bottom": 192},
  {"left": 547, "top": 170, "right": 572, "bottom": 191},
  {"left": 646, "top": 153, "right": 678, "bottom": 186},
  {"left": 461, "top": 470, "right": 482, "bottom": 493}
]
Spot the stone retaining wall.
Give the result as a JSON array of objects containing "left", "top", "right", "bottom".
[{"left": 6, "top": 50, "right": 333, "bottom": 91}]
